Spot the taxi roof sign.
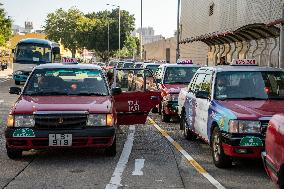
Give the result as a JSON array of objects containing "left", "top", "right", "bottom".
[
  {"left": 62, "top": 57, "right": 78, "bottom": 64},
  {"left": 177, "top": 59, "right": 193, "bottom": 64},
  {"left": 231, "top": 59, "right": 258, "bottom": 66}
]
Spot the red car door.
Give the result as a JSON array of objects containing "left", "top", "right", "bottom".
[{"left": 113, "top": 68, "right": 160, "bottom": 125}]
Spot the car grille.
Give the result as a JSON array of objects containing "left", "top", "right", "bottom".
[
  {"left": 260, "top": 120, "right": 269, "bottom": 137},
  {"left": 34, "top": 113, "right": 87, "bottom": 129}
]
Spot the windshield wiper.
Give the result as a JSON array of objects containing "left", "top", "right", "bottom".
[
  {"left": 165, "top": 81, "right": 189, "bottom": 84},
  {"left": 217, "top": 97, "right": 267, "bottom": 100},
  {"left": 24, "top": 91, "right": 69, "bottom": 96},
  {"left": 69, "top": 92, "right": 107, "bottom": 96}
]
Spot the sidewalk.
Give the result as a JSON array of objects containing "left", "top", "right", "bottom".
[{"left": 0, "top": 68, "right": 12, "bottom": 78}]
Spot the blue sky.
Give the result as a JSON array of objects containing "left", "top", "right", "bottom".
[{"left": 2, "top": 0, "right": 177, "bottom": 38}]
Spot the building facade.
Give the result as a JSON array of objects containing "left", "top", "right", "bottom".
[
  {"left": 180, "top": 0, "right": 282, "bottom": 66},
  {"left": 144, "top": 0, "right": 282, "bottom": 66}
]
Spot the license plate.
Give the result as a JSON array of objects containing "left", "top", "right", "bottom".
[{"left": 49, "top": 134, "right": 72, "bottom": 146}]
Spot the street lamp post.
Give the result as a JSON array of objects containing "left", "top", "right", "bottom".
[
  {"left": 280, "top": 0, "right": 284, "bottom": 68},
  {"left": 176, "top": 0, "right": 181, "bottom": 62},
  {"left": 140, "top": 0, "right": 143, "bottom": 61}
]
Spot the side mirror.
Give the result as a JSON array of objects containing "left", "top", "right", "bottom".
[
  {"left": 196, "top": 90, "right": 209, "bottom": 99},
  {"left": 111, "top": 87, "right": 122, "bottom": 95},
  {"left": 12, "top": 49, "right": 15, "bottom": 54},
  {"left": 9, "top": 87, "right": 21, "bottom": 95}
]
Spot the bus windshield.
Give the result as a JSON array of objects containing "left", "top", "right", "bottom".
[{"left": 15, "top": 43, "right": 52, "bottom": 63}]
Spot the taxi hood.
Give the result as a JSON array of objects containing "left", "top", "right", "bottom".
[
  {"left": 218, "top": 100, "right": 284, "bottom": 119},
  {"left": 12, "top": 96, "right": 112, "bottom": 114},
  {"left": 162, "top": 84, "right": 188, "bottom": 93}
]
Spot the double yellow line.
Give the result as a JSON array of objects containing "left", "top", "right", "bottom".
[{"left": 148, "top": 117, "right": 226, "bottom": 189}]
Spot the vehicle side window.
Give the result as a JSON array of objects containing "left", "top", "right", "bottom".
[
  {"left": 200, "top": 73, "right": 213, "bottom": 96},
  {"left": 155, "top": 67, "right": 162, "bottom": 84},
  {"left": 188, "top": 73, "right": 198, "bottom": 92},
  {"left": 190, "top": 73, "right": 206, "bottom": 93}
]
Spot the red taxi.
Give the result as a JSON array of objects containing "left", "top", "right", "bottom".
[
  {"left": 5, "top": 59, "right": 160, "bottom": 159},
  {"left": 262, "top": 114, "right": 284, "bottom": 188},
  {"left": 155, "top": 61, "right": 200, "bottom": 122}
]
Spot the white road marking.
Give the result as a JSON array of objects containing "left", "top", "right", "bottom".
[
  {"left": 105, "top": 125, "right": 136, "bottom": 189},
  {"left": 132, "top": 159, "right": 145, "bottom": 176},
  {"left": 148, "top": 117, "right": 226, "bottom": 189}
]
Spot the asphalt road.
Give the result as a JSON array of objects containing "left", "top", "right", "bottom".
[{"left": 0, "top": 77, "right": 274, "bottom": 189}]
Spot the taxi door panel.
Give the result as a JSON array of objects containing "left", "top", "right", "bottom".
[
  {"left": 113, "top": 68, "right": 160, "bottom": 125},
  {"left": 195, "top": 98, "right": 210, "bottom": 141}
]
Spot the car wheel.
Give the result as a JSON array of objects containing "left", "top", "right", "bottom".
[
  {"left": 181, "top": 112, "right": 196, "bottom": 140},
  {"left": 161, "top": 105, "right": 171, "bottom": 122},
  {"left": 15, "top": 81, "right": 20, "bottom": 85},
  {"left": 151, "top": 107, "right": 158, "bottom": 113},
  {"left": 105, "top": 137, "right": 116, "bottom": 157},
  {"left": 211, "top": 127, "right": 232, "bottom": 168},
  {"left": 6, "top": 145, "right": 22, "bottom": 159}
]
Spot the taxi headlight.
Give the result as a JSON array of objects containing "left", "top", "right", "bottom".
[
  {"left": 229, "top": 120, "right": 261, "bottom": 134},
  {"left": 14, "top": 115, "right": 35, "bottom": 127},
  {"left": 87, "top": 114, "right": 113, "bottom": 126}
]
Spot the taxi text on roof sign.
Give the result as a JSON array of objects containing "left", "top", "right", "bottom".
[
  {"left": 62, "top": 57, "right": 78, "bottom": 64},
  {"left": 177, "top": 59, "right": 193, "bottom": 64},
  {"left": 231, "top": 59, "right": 258, "bottom": 66}
]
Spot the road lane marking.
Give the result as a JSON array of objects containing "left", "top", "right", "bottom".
[
  {"left": 105, "top": 125, "right": 136, "bottom": 189},
  {"left": 132, "top": 159, "right": 145, "bottom": 176},
  {"left": 148, "top": 117, "right": 226, "bottom": 189}
]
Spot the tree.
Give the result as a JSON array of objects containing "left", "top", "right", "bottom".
[
  {"left": 0, "top": 3, "right": 12, "bottom": 47},
  {"left": 117, "top": 36, "right": 140, "bottom": 59},
  {"left": 44, "top": 8, "right": 95, "bottom": 58},
  {"left": 85, "top": 9, "right": 136, "bottom": 61}
]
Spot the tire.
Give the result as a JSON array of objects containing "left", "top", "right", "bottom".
[
  {"left": 181, "top": 112, "right": 196, "bottom": 140},
  {"left": 161, "top": 105, "right": 171, "bottom": 122},
  {"left": 6, "top": 145, "right": 22, "bottom": 159},
  {"left": 211, "top": 127, "right": 232, "bottom": 168},
  {"left": 15, "top": 81, "right": 20, "bottom": 85},
  {"left": 158, "top": 103, "right": 162, "bottom": 115},
  {"left": 151, "top": 107, "right": 158, "bottom": 113},
  {"left": 105, "top": 137, "right": 116, "bottom": 157}
]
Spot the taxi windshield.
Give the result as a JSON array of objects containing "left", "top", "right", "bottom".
[
  {"left": 214, "top": 71, "right": 284, "bottom": 100},
  {"left": 146, "top": 65, "right": 159, "bottom": 73},
  {"left": 164, "top": 67, "right": 198, "bottom": 84},
  {"left": 123, "top": 63, "right": 134, "bottom": 68},
  {"left": 23, "top": 68, "right": 108, "bottom": 96}
]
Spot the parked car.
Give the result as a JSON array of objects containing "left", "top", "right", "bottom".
[
  {"left": 262, "top": 114, "right": 284, "bottom": 189},
  {"left": 178, "top": 59, "right": 284, "bottom": 168},
  {"left": 5, "top": 59, "right": 161, "bottom": 159},
  {"left": 155, "top": 62, "right": 200, "bottom": 122}
]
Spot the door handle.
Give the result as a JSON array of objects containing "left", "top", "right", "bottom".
[{"left": 150, "top": 96, "right": 159, "bottom": 100}]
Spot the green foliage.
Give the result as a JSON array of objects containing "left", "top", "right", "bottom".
[
  {"left": 44, "top": 7, "right": 136, "bottom": 60},
  {"left": 0, "top": 4, "right": 12, "bottom": 47},
  {"left": 44, "top": 8, "right": 95, "bottom": 57}
]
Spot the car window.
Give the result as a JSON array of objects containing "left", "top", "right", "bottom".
[
  {"left": 163, "top": 67, "right": 199, "bottom": 84},
  {"left": 200, "top": 73, "right": 213, "bottom": 95},
  {"left": 189, "top": 73, "right": 206, "bottom": 94},
  {"left": 214, "top": 71, "right": 284, "bottom": 100},
  {"left": 24, "top": 68, "right": 108, "bottom": 96}
]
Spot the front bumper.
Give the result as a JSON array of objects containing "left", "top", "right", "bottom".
[
  {"left": 221, "top": 133, "right": 264, "bottom": 158},
  {"left": 5, "top": 127, "right": 115, "bottom": 150},
  {"left": 162, "top": 100, "right": 178, "bottom": 115}
]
